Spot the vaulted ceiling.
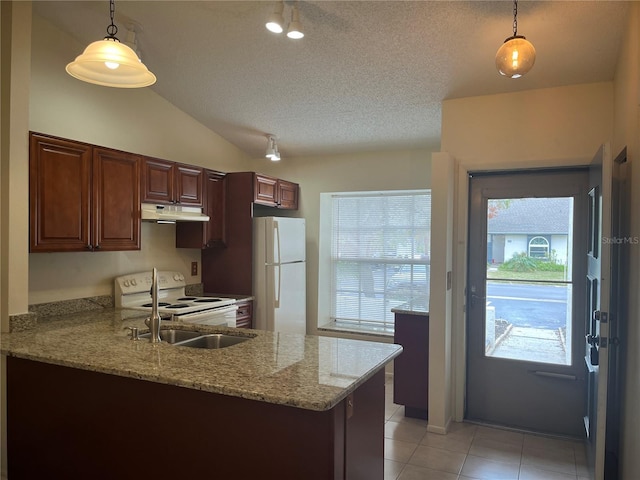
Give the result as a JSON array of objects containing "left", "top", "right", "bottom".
[{"left": 33, "top": 1, "right": 630, "bottom": 158}]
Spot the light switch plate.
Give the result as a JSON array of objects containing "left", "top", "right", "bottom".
[{"left": 191, "top": 262, "right": 198, "bottom": 276}]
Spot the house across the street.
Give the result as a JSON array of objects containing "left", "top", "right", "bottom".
[{"left": 487, "top": 197, "right": 572, "bottom": 265}]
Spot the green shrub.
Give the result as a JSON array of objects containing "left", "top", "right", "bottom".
[{"left": 498, "top": 252, "right": 565, "bottom": 273}]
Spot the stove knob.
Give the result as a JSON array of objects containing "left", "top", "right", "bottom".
[
  {"left": 173, "top": 274, "right": 180, "bottom": 281},
  {"left": 124, "top": 280, "right": 130, "bottom": 287},
  {"left": 131, "top": 279, "right": 137, "bottom": 286}
]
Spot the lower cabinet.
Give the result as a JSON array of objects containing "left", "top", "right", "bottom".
[
  {"left": 235, "top": 299, "right": 253, "bottom": 328},
  {"left": 393, "top": 312, "right": 429, "bottom": 419},
  {"left": 7, "top": 358, "right": 385, "bottom": 480}
]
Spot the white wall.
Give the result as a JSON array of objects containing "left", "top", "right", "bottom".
[
  {"left": 611, "top": 4, "right": 640, "bottom": 478},
  {"left": 504, "top": 235, "right": 527, "bottom": 261},
  {"left": 25, "top": 13, "right": 253, "bottom": 307},
  {"left": 244, "top": 148, "right": 434, "bottom": 337},
  {"left": 550, "top": 234, "right": 568, "bottom": 264}
]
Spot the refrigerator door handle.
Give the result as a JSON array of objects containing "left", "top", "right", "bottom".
[
  {"left": 273, "top": 220, "right": 281, "bottom": 265},
  {"left": 274, "top": 264, "right": 281, "bottom": 308}
]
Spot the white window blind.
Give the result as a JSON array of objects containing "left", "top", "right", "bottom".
[{"left": 330, "top": 190, "right": 431, "bottom": 332}]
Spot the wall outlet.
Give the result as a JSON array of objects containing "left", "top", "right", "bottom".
[{"left": 191, "top": 261, "right": 198, "bottom": 276}]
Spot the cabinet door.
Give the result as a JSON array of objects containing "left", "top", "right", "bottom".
[
  {"left": 29, "top": 133, "right": 92, "bottom": 252},
  {"left": 278, "top": 180, "right": 299, "bottom": 209},
  {"left": 176, "top": 170, "right": 225, "bottom": 249},
  {"left": 254, "top": 174, "right": 278, "bottom": 207},
  {"left": 393, "top": 313, "right": 429, "bottom": 418},
  {"left": 92, "top": 148, "right": 141, "bottom": 251},
  {"left": 204, "top": 170, "right": 226, "bottom": 246},
  {"left": 175, "top": 164, "right": 204, "bottom": 206},
  {"left": 141, "top": 157, "right": 174, "bottom": 204}
]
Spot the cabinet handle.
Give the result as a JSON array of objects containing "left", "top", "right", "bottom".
[
  {"left": 86, "top": 244, "right": 93, "bottom": 251},
  {"left": 94, "top": 244, "right": 101, "bottom": 250}
]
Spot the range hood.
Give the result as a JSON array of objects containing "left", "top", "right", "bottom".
[{"left": 141, "top": 203, "right": 209, "bottom": 223}]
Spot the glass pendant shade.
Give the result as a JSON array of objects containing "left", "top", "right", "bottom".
[
  {"left": 495, "top": 35, "right": 536, "bottom": 78},
  {"left": 66, "top": 38, "right": 156, "bottom": 88}
]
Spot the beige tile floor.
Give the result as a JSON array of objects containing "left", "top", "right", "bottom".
[{"left": 384, "top": 377, "right": 592, "bottom": 480}]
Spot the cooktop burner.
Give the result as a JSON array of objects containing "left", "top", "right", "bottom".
[
  {"left": 142, "top": 302, "right": 171, "bottom": 308},
  {"left": 194, "top": 298, "right": 223, "bottom": 303},
  {"left": 177, "top": 297, "right": 197, "bottom": 301},
  {"left": 166, "top": 303, "right": 190, "bottom": 309}
]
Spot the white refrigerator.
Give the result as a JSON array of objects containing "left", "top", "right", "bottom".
[{"left": 253, "top": 217, "right": 306, "bottom": 334}]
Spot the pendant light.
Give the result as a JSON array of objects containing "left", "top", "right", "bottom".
[
  {"left": 495, "top": 0, "right": 536, "bottom": 78},
  {"left": 66, "top": 0, "right": 156, "bottom": 88}
]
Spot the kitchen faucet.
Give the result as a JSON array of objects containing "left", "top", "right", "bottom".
[{"left": 145, "top": 267, "right": 162, "bottom": 343}]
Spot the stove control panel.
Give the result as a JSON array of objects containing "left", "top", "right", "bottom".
[{"left": 115, "top": 271, "right": 186, "bottom": 296}]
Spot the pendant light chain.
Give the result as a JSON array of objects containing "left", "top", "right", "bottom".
[
  {"left": 512, "top": 0, "right": 518, "bottom": 37},
  {"left": 105, "top": 0, "right": 119, "bottom": 40}
]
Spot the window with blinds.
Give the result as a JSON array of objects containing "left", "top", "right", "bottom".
[{"left": 330, "top": 190, "right": 431, "bottom": 332}]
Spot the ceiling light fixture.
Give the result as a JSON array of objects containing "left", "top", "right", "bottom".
[
  {"left": 265, "top": 135, "right": 281, "bottom": 161},
  {"left": 66, "top": 0, "right": 156, "bottom": 88},
  {"left": 265, "top": 1, "right": 285, "bottom": 34},
  {"left": 287, "top": 3, "right": 304, "bottom": 39},
  {"left": 266, "top": 0, "right": 304, "bottom": 40},
  {"left": 495, "top": 0, "right": 536, "bottom": 79}
]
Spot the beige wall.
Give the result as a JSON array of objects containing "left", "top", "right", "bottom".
[
  {"left": 442, "top": 82, "right": 614, "bottom": 167},
  {"left": 243, "top": 148, "right": 434, "bottom": 336},
  {"left": 25, "top": 13, "right": 253, "bottom": 307},
  {"left": 612, "top": 4, "right": 640, "bottom": 478},
  {"left": 3, "top": 2, "right": 31, "bottom": 323}
]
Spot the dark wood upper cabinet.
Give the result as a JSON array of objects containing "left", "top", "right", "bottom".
[
  {"left": 175, "top": 164, "right": 204, "bottom": 206},
  {"left": 29, "top": 133, "right": 141, "bottom": 253},
  {"left": 254, "top": 173, "right": 299, "bottom": 209},
  {"left": 141, "top": 157, "right": 174, "bottom": 204},
  {"left": 92, "top": 148, "right": 141, "bottom": 251},
  {"left": 176, "top": 170, "right": 226, "bottom": 249},
  {"left": 30, "top": 134, "right": 92, "bottom": 252},
  {"left": 254, "top": 174, "right": 278, "bottom": 206},
  {"left": 278, "top": 179, "right": 299, "bottom": 210},
  {"left": 141, "top": 157, "right": 204, "bottom": 207}
]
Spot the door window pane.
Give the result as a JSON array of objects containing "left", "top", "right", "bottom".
[{"left": 485, "top": 197, "right": 573, "bottom": 365}]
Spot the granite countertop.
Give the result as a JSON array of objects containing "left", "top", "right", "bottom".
[
  {"left": 391, "top": 296, "right": 430, "bottom": 316},
  {"left": 0, "top": 309, "right": 401, "bottom": 411}
]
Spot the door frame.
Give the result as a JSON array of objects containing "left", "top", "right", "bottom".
[
  {"left": 465, "top": 169, "right": 589, "bottom": 435},
  {"left": 450, "top": 160, "right": 599, "bottom": 424}
]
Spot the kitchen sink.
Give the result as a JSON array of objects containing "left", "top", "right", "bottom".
[
  {"left": 176, "top": 334, "right": 251, "bottom": 349},
  {"left": 138, "top": 329, "right": 203, "bottom": 344},
  {"left": 137, "top": 329, "right": 252, "bottom": 349}
]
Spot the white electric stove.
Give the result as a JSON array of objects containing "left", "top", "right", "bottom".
[{"left": 115, "top": 271, "right": 237, "bottom": 326}]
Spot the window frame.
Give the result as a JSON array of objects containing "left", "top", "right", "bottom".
[{"left": 321, "top": 189, "right": 431, "bottom": 334}]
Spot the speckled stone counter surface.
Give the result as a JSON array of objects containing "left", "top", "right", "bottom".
[
  {"left": 391, "top": 295, "right": 430, "bottom": 316},
  {"left": 0, "top": 309, "right": 401, "bottom": 411}
]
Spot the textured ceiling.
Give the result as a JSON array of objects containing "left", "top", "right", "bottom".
[{"left": 33, "top": 1, "right": 630, "bottom": 159}]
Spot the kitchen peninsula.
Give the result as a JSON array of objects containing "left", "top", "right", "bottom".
[{"left": 1, "top": 309, "right": 401, "bottom": 480}]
